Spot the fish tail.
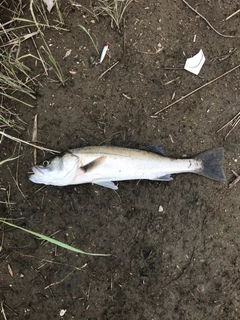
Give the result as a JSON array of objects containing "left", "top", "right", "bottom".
[{"left": 194, "top": 147, "right": 226, "bottom": 182}]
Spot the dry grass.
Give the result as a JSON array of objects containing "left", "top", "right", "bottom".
[
  {"left": 95, "top": 0, "right": 133, "bottom": 30},
  {"left": 0, "top": 0, "right": 67, "bottom": 130},
  {"left": 0, "top": 105, "right": 26, "bottom": 132},
  {"left": 218, "top": 110, "right": 240, "bottom": 139}
]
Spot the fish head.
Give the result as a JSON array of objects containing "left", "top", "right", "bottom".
[{"left": 29, "top": 152, "right": 80, "bottom": 186}]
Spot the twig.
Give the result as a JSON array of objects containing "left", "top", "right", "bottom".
[
  {"left": 217, "top": 111, "right": 240, "bottom": 139},
  {"left": 123, "top": 18, "right": 126, "bottom": 59},
  {"left": 7, "top": 166, "right": 28, "bottom": 202},
  {"left": 15, "top": 143, "right": 23, "bottom": 195},
  {"left": 154, "top": 63, "right": 240, "bottom": 115},
  {"left": 27, "top": 28, "right": 48, "bottom": 75},
  {"left": 20, "top": 253, "right": 88, "bottom": 270},
  {"left": 32, "top": 115, "right": 38, "bottom": 164},
  {"left": 0, "top": 228, "right": 4, "bottom": 252},
  {"left": 182, "top": 0, "right": 234, "bottom": 38},
  {"left": 138, "top": 48, "right": 163, "bottom": 55},
  {"left": 164, "top": 242, "right": 196, "bottom": 287},
  {"left": 0, "top": 131, "right": 60, "bottom": 153},
  {"left": 98, "top": 61, "right": 119, "bottom": 79},
  {"left": 0, "top": 155, "right": 21, "bottom": 166},
  {"left": 164, "top": 77, "right": 180, "bottom": 86},
  {"left": 1, "top": 92, "right": 35, "bottom": 108},
  {"left": 44, "top": 263, "right": 87, "bottom": 289},
  {"left": 229, "top": 170, "right": 240, "bottom": 188},
  {"left": 69, "top": 1, "right": 98, "bottom": 21},
  {"left": 0, "top": 31, "right": 39, "bottom": 47},
  {"left": 99, "top": 131, "right": 121, "bottom": 145},
  {"left": 44, "top": 270, "right": 75, "bottom": 290},
  {"left": 226, "top": 9, "right": 240, "bottom": 21},
  {"left": 1, "top": 301, "right": 7, "bottom": 320}
]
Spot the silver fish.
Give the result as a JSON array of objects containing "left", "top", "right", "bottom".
[{"left": 29, "top": 145, "right": 226, "bottom": 190}]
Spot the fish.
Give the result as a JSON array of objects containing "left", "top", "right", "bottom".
[{"left": 29, "top": 145, "right": 226, "bottom": 190}]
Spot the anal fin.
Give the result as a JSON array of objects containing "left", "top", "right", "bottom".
[
  {"left": 153, "top": 174, "right": 173, "bottom": 181},
  {"left": 94, "top": 181, "right": 118, "bottom": 190}
]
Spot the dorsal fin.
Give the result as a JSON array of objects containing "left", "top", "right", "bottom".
[{"left": 140, "top": 145, "right": 167, "bottom": 156}]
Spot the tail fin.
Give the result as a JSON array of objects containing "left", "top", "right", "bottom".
[{"left": 194, "top": 147, "right": 226, "bottom": 182}]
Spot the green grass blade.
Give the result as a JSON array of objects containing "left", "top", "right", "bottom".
[
  {"left": 78, "top": 24, "right": 99, "bottom": 54},
  {"left": 0, "top": 220, "right": 110, "bottom": 257},
  {"left": 47, "top": 54, "right": 65, "bottom": 85}
]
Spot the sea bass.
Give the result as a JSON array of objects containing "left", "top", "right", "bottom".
[{"left": 29, "top": 145, "right": 226, "bottom": 190}]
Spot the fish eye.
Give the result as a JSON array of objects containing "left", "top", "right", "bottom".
[{"left": 42, "top": 160, "right": 50, "bottom": 167}]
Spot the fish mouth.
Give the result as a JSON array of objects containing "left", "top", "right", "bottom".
[{"left": 31, "top": 166, "right": 44, "bottom": 177}]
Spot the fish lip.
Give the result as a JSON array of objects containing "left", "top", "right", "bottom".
[{"left": 31, "top": 166, "right": 44, "bottom": 177}]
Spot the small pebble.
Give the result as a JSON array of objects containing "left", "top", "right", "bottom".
[{"left": 158, "top": 205, "right": 163, "bottom": 212}]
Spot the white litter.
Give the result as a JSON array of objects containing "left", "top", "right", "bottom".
[
  {"left": 42, "top": 0, "right": 54, "bottom": 12},
  {"left": 63, "top": 49, "right": 72, "bottom": 59},
  {"left": 184, "top": 49, "right": 205, "bottom": 75},
  {"left": 59, "top": 309, "right": 67, "bottom": 317}
]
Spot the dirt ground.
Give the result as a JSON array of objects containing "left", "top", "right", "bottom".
[{"left": 0, "top": 1, "right": 240, "bottom": 319}]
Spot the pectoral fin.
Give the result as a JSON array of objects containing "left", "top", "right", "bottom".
[
  {"left": 94, "top": 181, "right": 118, "bottom": 190},
  {"left": 81, "top": 156, "right": 106, "bottom": 172}
]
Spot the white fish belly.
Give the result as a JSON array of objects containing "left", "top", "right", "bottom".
[{"left": 90, "top": 157, "right": 200, "bottom": 181}]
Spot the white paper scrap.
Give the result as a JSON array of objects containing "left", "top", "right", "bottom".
[
  {"left": 184, "top": 49, "right": 205, "bottom": 75},
  {"left": 42, "top": 0, "right": 54, "bottom": 12},
  {"left": 63, "top": 49, "right": 72, "bottom": 59}
]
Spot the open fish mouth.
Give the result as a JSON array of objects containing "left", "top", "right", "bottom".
[{"left": 31, "top": 166, "right": 44, "bottom": 177}]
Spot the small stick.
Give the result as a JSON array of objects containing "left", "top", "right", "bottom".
[
  {"left": 182, "top": 0, "right": 234, "bottom": 38},
  {"left": 154, "top": 63, "right": 240, "bottom": 115},
  {"left": 169, "top": 134, "right": 174, "bottom": 144},
  {"left": 44, "top": 263, "right": 87, "bottom": 289},
  {"left": 225, "top": 118, "right": 240, "bottom": 139},
  {"left": 27, "top": 28, "right": 48, "bottom": 75},
  {"left": 164, "top": 77, "right": 180, "bottom": 85},
  {"left": 7, "top": 165, "right": 29, "bottom": 203},
  {"left": 98, "top": 61, "right": 119, "bottom": 79},
  {"left": 0, "top": 131, "right": 60, "bottom": 153},
  {"left": 217, "top": 111, "right": 240, "bottom": 131},
  {"left": 122, "top": 18, "right": 126, "bottom": 59},
  {"left": 217, "top": 111, "right": 240, "bottom": 139},
  {"left": 7, "top": 264, "right": 14, "bottom": 277},
  {"left": 0, "top": 228, "right": 4, "bottom": 252},
  {"left": 226, "top": 9, "right": 240, "bottom": 21},
  {"left": 0, "top": 31, "right": 39, "bottom": 47},
  {"left": 44, "top": 269, "right": 75, "bottom": 290},
  {"left": 229, "top": 170, "right": 240, "bottom": 188},
  {"left": 138, "top": 48, "right": 163, "bottom": 55},
  {"left": 32, "top": 115, "right": 38, "bottom": 165},
  {"left": 1, "top": 301, "right": 7, "bottom": 320}
]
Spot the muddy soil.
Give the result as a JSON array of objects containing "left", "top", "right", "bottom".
[{"left": 0, "top": 1, "right": 240, "bottom": 319}]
